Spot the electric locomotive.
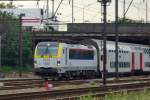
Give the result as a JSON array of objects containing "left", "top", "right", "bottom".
[{"left": 34, "top": 42, "right": 98, "bottom": 79}]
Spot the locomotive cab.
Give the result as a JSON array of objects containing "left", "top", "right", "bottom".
[
  {"left": 34, "top": 42, "right": 63, "bottom": 76},
  {"left": 34, "top": 42, "right": 98, "bottom": 79}
]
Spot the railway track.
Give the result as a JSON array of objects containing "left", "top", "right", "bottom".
[
  {"left": 0, "top": 78, "right": 43, "bottom": 90},
  {"left": 0, "top": 81, "right": 150, "bottom": 100},
  {"left": 1, "top": 77, "right": 150, "bottom": 90}
]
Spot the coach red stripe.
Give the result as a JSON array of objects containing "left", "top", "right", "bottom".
[
  {"left": 140, "top": 48, "right": 143, "bottom": 70},
  {"left": 132, "top": 49, "right": 135, "bottom": 71}
]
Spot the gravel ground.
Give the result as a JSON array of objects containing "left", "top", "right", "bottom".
[
  {"left": 1, "top": 72, "right": 39, "bottom": 79},
  {"left": 0, "top": 82, "right": 102, "bottom": 95}
]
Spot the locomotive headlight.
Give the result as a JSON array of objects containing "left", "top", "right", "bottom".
[{"left": 57, "top": 61, "right": 60, "bottom": 66}]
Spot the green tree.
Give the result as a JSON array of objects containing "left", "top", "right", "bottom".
[
  {"left": 23, "top": 32, "right": 32, "bottom": 67},
  {"left": 0, "top": 2, "right": 16, "bottom": 8},
  {"left": 1, "top": 11, "right": 19, "bottom": 65},
  {"left": 118, "top": 18, "right": 144, "bottom": 24},
  {"left": 0, "top": 3, "right": 32, "bottom": 67}
]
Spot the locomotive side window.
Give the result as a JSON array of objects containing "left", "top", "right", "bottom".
[
  {"left": 63, "top": 49, "right": 65, "bottom": 54},
  {"left": 69, "top": 49, "right": 94, "bottom": 60}
]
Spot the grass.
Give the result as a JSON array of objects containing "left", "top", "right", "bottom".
[
  {"left": 0, "top": 66, "right": 33, "bottom": 73},
  {"left": 80, "top": 94, "right": 98, "bottom": 100},
  {"left": 105, "top": 90, "right": 150, "bottom": 100},
  {"left": 79, "top": 90, "right": 150, "bottom": 100}
]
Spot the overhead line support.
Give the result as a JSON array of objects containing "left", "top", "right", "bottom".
[
  {"left": 98, "top": 0, "right": 111, "bottom": 85},
  {"left": 115, "top": 0, "right": 119, "bottom": 79}
]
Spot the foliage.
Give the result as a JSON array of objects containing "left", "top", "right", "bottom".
[
  {"left": 0, "top": 2, "right": 16, "bottom": 8},
  {"left": 111, "top": 17, "right": 144, "bottom": 24},
  {"left": 0, "top": 66, "right": 32, "bottom": 73},
  {"left": 78, "top": 90, "right": 150, "bottom": 100},
  {"left": 118, "top": 18, "right": 144, "bottom": 24},
  {"left": 80, "top": 94, "right": 98, "bottom": 100},
  {"left": 105, "top": 90, "right": 150, "bottom": 100},
  {"left": 23, "top": 32, "right": 32, "bottom": 67},
  {"left": 1, "top": 11, "right": 20, "bottom": 66},
  {"left": 0, "top": 3, "right": 32, "bottom": 68}
]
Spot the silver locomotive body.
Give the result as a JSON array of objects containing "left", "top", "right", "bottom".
[{"left": 34, "top": 42, "right": 98, "bottom": 78}]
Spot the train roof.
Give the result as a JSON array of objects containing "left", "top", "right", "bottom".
[{"left": 81, "top": 39, "right": 150, "bottom": 52}]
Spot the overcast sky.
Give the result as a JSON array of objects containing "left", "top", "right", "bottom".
[{"left": 0, "top": 0, "right": 149, "bottom": 23}]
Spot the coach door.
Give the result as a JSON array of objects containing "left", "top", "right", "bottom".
[
  {"left": 132, "top": 47, "right": 141, "bottom": 71},
  {"left": 100, "top": 50, "right": 103, "bottom": 72},
  {"left": 65, "top": 48, "right": 68, "bottom": 66}
]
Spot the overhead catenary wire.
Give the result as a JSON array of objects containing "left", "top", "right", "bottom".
[
  {"left": 119, "top": 0, "right": 150, "bottom": 21},
  {"left": 0, "top": 0, "right": 149, "bottom": 23},
  {"left": 59, "top": 1, "right": 115, "bottom": 22},
  {"left": 50, "top": 0, "right": 64, "bottom": 20},
  {"left": 124, "top": 0, "right": 134, "bottom": 17}
]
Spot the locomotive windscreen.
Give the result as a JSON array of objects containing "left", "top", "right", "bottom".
[{"left": 35, "top": 42, "right": 60, "bottom": 58}]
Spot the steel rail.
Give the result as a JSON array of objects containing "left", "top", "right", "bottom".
[
  {"left": 0, "top": 0, "right": 46, "bottom": 1},
  {"left": 1, "top": 77, "right": 150, "bottom": 90},
  {"left": 0, "top": 81, "right": 150, "bottom": 100}
]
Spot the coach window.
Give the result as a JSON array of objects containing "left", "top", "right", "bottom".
[
  {"left": 110, "top": 62, "right": 115, "bottom": 68},
  {"left": 101, "top": 55, "right": 103, "bottom": 61},
  {"left": 144, "top": 48, "right": 147, "bottom": 54},
  {"left": 147, "top": 49, "right": 149, "bottom": 54},
  {"left": 124, "top": 62, "right": 127, "bottom": 67},
  {"left": 145, "top": 48, "right": 147, "bottom": 54},
  {"left": 145, "top": 62, "right": 150, "bottom": 67},
  {"left": 120, "top": 50, "right": 122, "bottom": 53},
  {"left": 125, "top": 62, "right": 127, "bottom": 67},
  {"left": 119, "top": 50, "right": 121, "bottom": 53},
  {"left": 119, "top": 62, "right": 121, "bottom": 67},
  {"left": 142, "top": 48, "right": 145, "bottom": 53},
  {"left": 121, "top": 62, "right": 123, "bottom": 68},
  {"left": 143, "top": 48, "right": 146, "bottom": 54},
  {"left": 145, "top": 49, "right": 147, "bottom": 54},
  {"left": 148, "top": 49, "right": 150, "bottom": 54},
  {"left": 146, "top": 49, "right": 148, "bottom": 54},
  {"left": 124, "top": 62, "right": 126, "bottom": 67},
  {"left": 147, "top": 49, "right": 149, "bottom": 53}
]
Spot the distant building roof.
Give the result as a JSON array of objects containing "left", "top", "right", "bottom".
[{"left": 0, "top": 8, "right": 51, "bottom": 27}]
